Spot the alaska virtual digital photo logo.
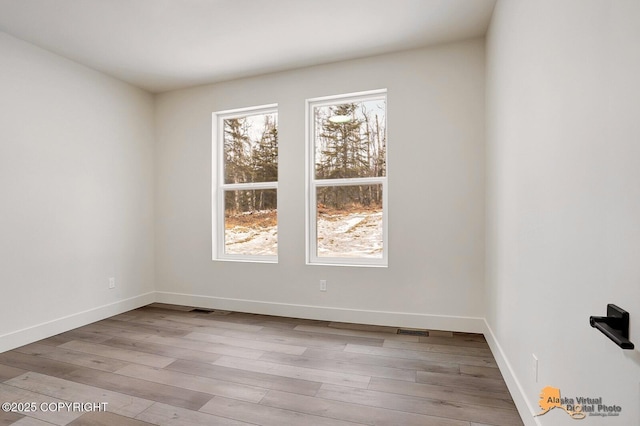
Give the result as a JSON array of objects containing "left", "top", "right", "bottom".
[{"left": 535, "top": 386, "right": 622, "bottom": 420}]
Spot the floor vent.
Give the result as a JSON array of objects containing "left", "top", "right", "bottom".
[
  {"left": 190, "top": 308, "right": 231, "bottom": 315},
  {"left": 397, "top": 328, "right": 429, "bottom": 336}
]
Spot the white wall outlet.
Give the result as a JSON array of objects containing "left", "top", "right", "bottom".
[
  {"left": 108, "top": 277, "right": 116, "bottom": 289},
  {"left": 532, "top": 353, "right": 539, "bottom": 383},
  {"left": 319, "top": 280, "right": 327, "bottom": 292}
]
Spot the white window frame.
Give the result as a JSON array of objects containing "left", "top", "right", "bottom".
[
  {"left": 305, "top": 90, "right": 388, "bottom": 267},
  {"left": 212, "top": 104, "right": 278, "bottom": 263}
]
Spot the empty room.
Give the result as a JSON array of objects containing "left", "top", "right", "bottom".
[{"left": 1, "top": 1, "right": 639, "bottom": 425}]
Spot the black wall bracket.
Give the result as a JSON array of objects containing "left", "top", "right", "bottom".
[{"left": 590, "top": 304, "right": 634, "bottom": 350}]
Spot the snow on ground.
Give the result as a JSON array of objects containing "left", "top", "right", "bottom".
[
  {"left": 317, "top": 210, "right": 383, "bottom": 258},
  {"left": 224, "top": 225, "right": 278, "bottom": 255},
  {"left": 224, "top": 210, "right": 382, "bottom": 257}
]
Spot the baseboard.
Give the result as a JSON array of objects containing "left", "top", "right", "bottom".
[
  {"left": 154, "top": 291, "right": 486, "bottom": 333},
  {"left": 483, "top": 320, "right": 540, "bottom": 426},
  {"left": 0, "top": 292, "right": 155, "bottom": 353}
]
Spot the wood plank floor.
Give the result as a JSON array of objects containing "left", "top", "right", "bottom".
[{"left": 0, "top": 304, "right": 524, "bottom": 426}]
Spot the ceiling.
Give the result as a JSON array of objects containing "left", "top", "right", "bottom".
[{"left": 0, "top": 0, "right": 496, "bottom": 93}]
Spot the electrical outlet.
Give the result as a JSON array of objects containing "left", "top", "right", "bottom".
[
  {"left": 532, "top": 354, "right": 539, "bottom": 383},
  {"left": 319, "top": 280, "right": 327, "bottom": 292},
  {"left": 108, "top": 277, "right": 116, "bottom": 289}
]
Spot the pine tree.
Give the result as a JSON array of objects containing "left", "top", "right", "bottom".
[
  {"left": 224, "top": 117, "right": 251, "bottom": 212},
  {"left": 319, "top": 103, "right": 369, "bottom": 180},
  {"left": 317, "top": 103, "right": 369, "bottom": 208},
  {"left": 252, "top": 115, "right": 278, "bottom": 210}
]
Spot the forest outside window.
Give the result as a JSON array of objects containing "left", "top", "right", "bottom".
[
  {"left": 213, "top": 105, "right": 278, "bottom": 262},
  {"left": 307, "top": 90, "right": 387, "bottom": 266}
]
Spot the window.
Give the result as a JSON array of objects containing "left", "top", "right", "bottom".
[
  {"left": 213, "top": 105, "right": 278, "bottom": 262},
  {"left": 306, "top": 90, "right": 387, "bottom": 266}
]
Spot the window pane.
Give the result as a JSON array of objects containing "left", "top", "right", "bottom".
[
  {"left": 316, "top": 185, "right": 383, "bottom": 258},
  {"left": 224, "top": 112, "right": 278, "bottom": 184},
  {"left": 224, "top": 189, "right": 277, "bottom": 256},
  {"left": 314, "top": 99, "right": 386, "bottom": 180}
]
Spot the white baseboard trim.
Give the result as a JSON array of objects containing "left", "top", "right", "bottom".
[
  {"left": 483, "top": 320, "right": 540, "bottom": 426},
  {"left": 154, "top": 291, "right": 486, "bottom": 333},
  {"left": 0, "top": 292, "right": 155, "bottom": 353}
]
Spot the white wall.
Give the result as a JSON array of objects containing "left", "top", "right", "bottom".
[
  {"left": 486, "top": 1, "right": 640, "bottom": 424},
  {"left": 155, "top": 40, "right": 487, "bottom": 331},
  {"left": 0, "top": 32, "right": 156, "bottom": 351}
]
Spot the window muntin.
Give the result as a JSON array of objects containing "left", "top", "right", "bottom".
[
  {"left": 307, "top": 90, "right": 387, "bottom": 266},
  {"left": 214, "top": 105, "right": 278, "bottom": 262}
]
